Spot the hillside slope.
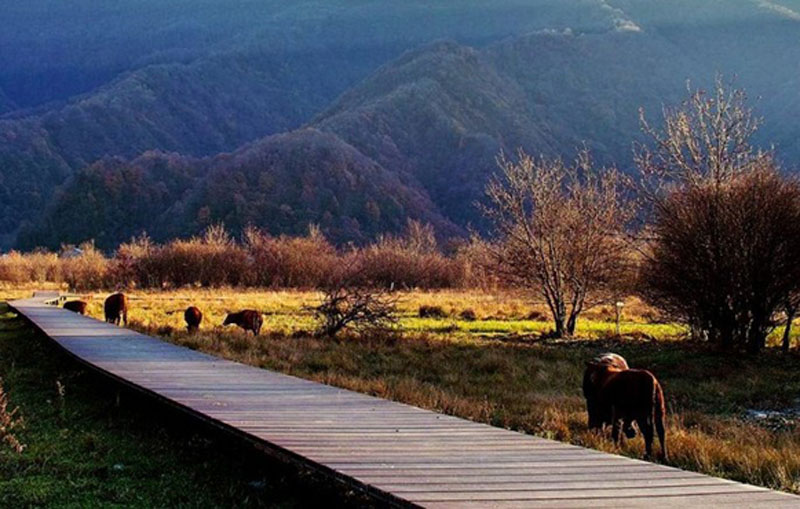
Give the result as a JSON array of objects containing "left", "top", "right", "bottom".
[
  {"left": 0, "top": 48, "right": 393, "bottom": 243},
  {"left": 8, "top": 1, "right": 800, "bottom": 248},
  {"left": 20, "top": 129, "right": 460, "bottom": 249},
  {"left": 0, "top": 0, "right": 631, "bottom": 247}
]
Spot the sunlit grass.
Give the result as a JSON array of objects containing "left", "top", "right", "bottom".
[
  {"left": 9, "top": 287, "right": 800, "bottom": 494},
  {"left": 68, "top": 288, "right": 687, "bottom": 342}
]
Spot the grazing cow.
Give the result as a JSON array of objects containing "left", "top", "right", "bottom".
[
  {"left": 63, "top": 300, "right": 88, "bottom": 315},
  {"left": 104, "top": 293, "right": 128, "bottom": 326},
  {"left": 223, "top": 310, "right": 263, "bottom": 335},
  {"left": 589, "top": 363, "right": 668, "bottom": 461},
  {"left": 583, "top": 353, "right": 630, "bottom": 431},
  {"left": 184, "top": 306, "right": 203, "bottom": 333}
]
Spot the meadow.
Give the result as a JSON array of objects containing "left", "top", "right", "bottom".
[{"left": 7, "top": 287, "right": 795, "bottom": 494}]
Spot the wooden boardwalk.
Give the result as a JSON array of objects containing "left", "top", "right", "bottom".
[{"left": 9, "top": 292, "right": 800, "bottom": 508}]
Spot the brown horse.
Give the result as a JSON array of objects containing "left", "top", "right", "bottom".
[
  {"left": 104, "top": 293, "right": 128, "bottom": 326},
  {"left": 583, "top": 353, "right": 630, "bottom": 431},
  {"left": 63, "top": 300, "right": 88, "bottom": 315},
  {"left": 590, "top": 363, "right": 668, "bottom": 461},
  {"left": 184, "top": 306, "right": 203, "bottom": 333},
  {"left": 223, "top": 310, "right": 263, "bottom": 335}
]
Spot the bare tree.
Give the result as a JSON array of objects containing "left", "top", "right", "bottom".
[
  {"left": 637, "top": 79, "right": 800, "bottom": 352},
  {"left": 310, "top": 285, "right": 399, "bottom": 338},
  {"left": 482, "top": 148, "right": 634, "bottom": 337},
  {"left": 636, "top": 76, "right": 768, "bottom": 194}
]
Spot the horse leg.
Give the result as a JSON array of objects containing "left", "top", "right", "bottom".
[
  {"left": 624, "top": 418, "right": 637, "bottom": 439},
  {"left": 656, "top": 413, "right": 668, "bottom": 461},
  {"left": 639, "top": 416, "right": 654, "bottom": 459},
  {"left": 611, "top": 407, "right": 621, "bottom": 446}
]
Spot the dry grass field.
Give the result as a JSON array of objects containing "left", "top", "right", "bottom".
[{"left": 4, "top": 286, "right": 800, "bottom": 494}]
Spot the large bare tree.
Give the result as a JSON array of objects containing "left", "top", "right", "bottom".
[
  {"left": 482, "top": 148, "right": 634, "bottom": 337},
  {"left": 637, "top": 79, "right": 800, "bottom": 353}
]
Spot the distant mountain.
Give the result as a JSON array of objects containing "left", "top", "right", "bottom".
[
  {"left": 312, "top": 34, "right": 691, "bottom": 227},
  {"left": 0, "top": 0, "right": 623, "bottom": 109},
  {"left": 19, "top": 129, "right": 460, "bottom": 249},
  {"left": 4, "top": 1, "right": 800, "bottom": 249},
  {"left": 17, "top": 152, "right": 203, "bottom": 250},
  {"left": 0, "top": 47, "right": 394, "bottom": 244},
  {"left": 0, "top": 0, "right": 631, "bottom": 247}
]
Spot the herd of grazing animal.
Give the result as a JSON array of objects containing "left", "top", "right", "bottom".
[
  {"left": 59, "top": 293, "right": 667, "bottom": 461},
  {"left": 60, "top": 293, "right": 263, "bottom": 336}
]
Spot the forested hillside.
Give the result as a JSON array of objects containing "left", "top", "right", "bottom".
[
  {"left": 19, "top": 130, "right": 461, "bottom": 249},
  {"left": 2, "top": 0, "right": 800, "bottom": 249}
]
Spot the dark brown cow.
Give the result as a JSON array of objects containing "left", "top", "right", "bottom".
[
  {"left": 590, "top": 364, "right": 668, "bottom": 461},
  {"left": 63, "top": 300, "right": 88, "bottom": 315},
  {"left": 104, "top": 293, "right": 128, "bottom": 326},
  {"left": 184, "top": 306, "right": 203, "bottom": 333},
  {"left": 223, "top": 310, "right": 263, "bottom": 335}
]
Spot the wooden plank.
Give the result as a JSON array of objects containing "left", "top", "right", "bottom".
[
  {"left": 378, "top": 478, "right": 742, "bottom": 492},
  {"left": 403, "top": 484, "right": 773, "bottom": 501},
  {"left": 424, "top": 492, "right": 800, "bottom": 509},
  {"left": 9, "top": 293, "right": 800, "bottom": 508}
]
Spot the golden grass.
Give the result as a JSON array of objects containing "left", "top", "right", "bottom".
[
  {"left": 14, "top": 287, "right": 800, "bottom": 494},
  {"left": 0, "top": 282, "right": 64, "bottom": 302}
]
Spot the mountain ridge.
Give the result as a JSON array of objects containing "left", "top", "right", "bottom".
[{"left": 4, "top": 1, "right": 800, "bottom": 249}]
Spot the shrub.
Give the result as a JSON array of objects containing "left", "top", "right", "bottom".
[
  {"left": 310, "top": 285, "right": 399, "bottom": 338},
  {"left": 637, "top": 79, "right": 800, "bottom": 352},
  {"left": 1, "top": 222, "right": 500, "bottom": 291},
  {"left": 61, "top": 242, "right": 110, "bottom": 291},
  {"left": 640, "top": 168, "right": 800, "bottom": 352},
  {"left": 117, "top": 226, "right": 250, "bottom": 288},
  {"left": 348, "top": 221, "right": 465, "bottom": 289},
  {"left": 0, "top": 377, "right": 25, "bottom": 454},
  {"left": 244, "top": 225, "right": 340, "bottom": 288},
  {"left": 0, "top": 251, "right": 62, "bottom": 284},
  {"left": 451, "top": 237, "right": 504, "bottom": 290}
]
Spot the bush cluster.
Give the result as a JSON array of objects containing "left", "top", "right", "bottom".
[{"left": 0, "top": 222, "right": 497, "bottom": 291}]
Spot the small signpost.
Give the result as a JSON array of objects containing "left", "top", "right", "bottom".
[{"left": 615, "top": 301, "right": 625, "bottom": 336}]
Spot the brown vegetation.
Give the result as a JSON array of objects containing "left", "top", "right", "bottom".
[{"left": 1, "top": 222, "right": 479, "bottom": 292}]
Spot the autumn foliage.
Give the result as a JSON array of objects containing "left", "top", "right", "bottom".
[{"left": 1, "top": 222, "right": 482, "bottom": 291}]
